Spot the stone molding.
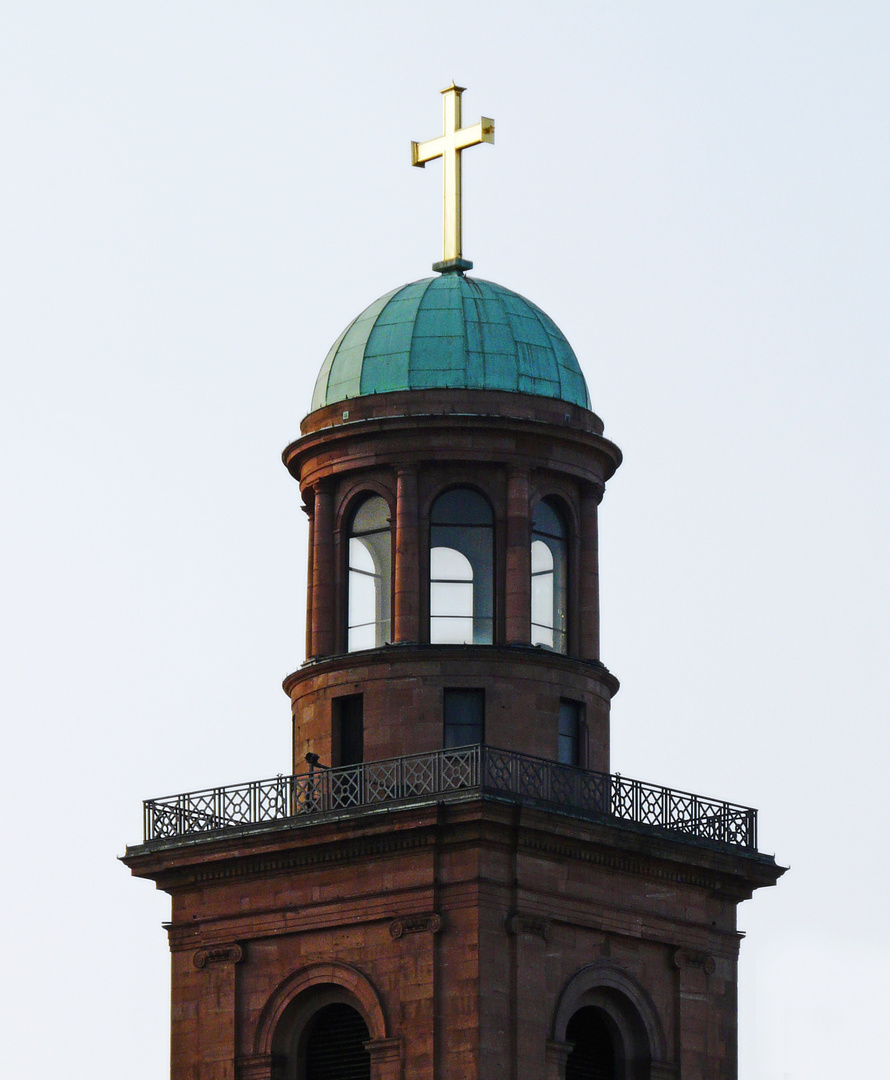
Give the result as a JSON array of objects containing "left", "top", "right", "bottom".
[
  {"left": 552, "top": 961, "right": 668, "bottom": 1063},
  {"left": 253, "top": 961, "right": 388, "bottom": 1056},
  {"left": 235, "top": 1053, "right": 285, "bottom": 1080},
  {"left": 181, "top": 830, "right": 436, "bottom": 888},
  {"left": 364, "top": 1036, "right": 402, "bottom": 1061},
  {"left": 285, "top": 642, "right": 618, "bottom": 696},
  {"left": 673, "top": 947, "right": 716, "bottom": 974},
  {"left": 506, "top": 911, "right": 549, "bottom": 940},
  {"left": 518, "top": 830, "right": 755, "bottom": 897},
  {"left": 545, "top": 1040, "right": 573, "bottom": 1080},
  {"left": 650, "top": 1063, "right": 680, "bottom": 1079},
  {"left": 389, "top": 912, "right": 443, "bottom": 938},
  {"left": 193, "top": 943, "right": 243, "bottom": 968},
  {"left": 365, "top": 1037, "right": 403, "bottom": 1080}
]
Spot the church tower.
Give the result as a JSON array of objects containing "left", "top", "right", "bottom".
[{"left": 124, "top": 86, "right": 783, "bottom": 1080}]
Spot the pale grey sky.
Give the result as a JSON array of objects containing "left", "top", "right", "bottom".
[{"left": 2, "top": 4, "right": 888, "bottom": 1077}]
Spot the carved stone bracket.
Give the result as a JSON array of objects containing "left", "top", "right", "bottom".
[
  {"left": 389, "top": 913, "right": 443, "bottom": 939},
  {"left": 506, "top": 911, "right": 549, "bottom": 941},
  {"left": 672, "top": 947, "right": 715, "bottom": 974},
  {"left": 194, "top": 943, "right": 244, "bottom": 969}
]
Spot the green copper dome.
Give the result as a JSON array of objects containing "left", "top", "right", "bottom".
[{"left": 310, "top": 275, "right": 590, "bottom": 411}]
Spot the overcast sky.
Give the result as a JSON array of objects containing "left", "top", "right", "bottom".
[{"left": 2, "top": 4, "right": 888, "bottom": 1077}]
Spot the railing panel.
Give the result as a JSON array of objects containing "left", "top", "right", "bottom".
[{"left": 141, "top": 745, "right": 756, "bottom": 851}]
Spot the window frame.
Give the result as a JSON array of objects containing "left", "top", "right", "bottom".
[
  {"left": 443, "top": 688, "right": 485, "bottom": 749},
  {"left": 531, "top": 496, "right": 569, "bottom": 654},
  {"left": 429, "top": 487, "right": 495, "bottom": 645},
  {"left": 558, "top": 698, "right": 584, "bottom": 767},
  {"left": 345, "top": 493, "right": 392, "bottom": 653}
]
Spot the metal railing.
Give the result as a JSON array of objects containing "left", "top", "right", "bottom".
[{"left": 141, "top": 745, "right": 757, "bottom": 851}]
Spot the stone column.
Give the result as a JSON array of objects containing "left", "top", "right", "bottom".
[
  {"left": 505, "top": 468, "right": 531, "bottom": 644},
  {"left": 302, "top": 501, "right": 314, "bottom": 660},
  {"left": 394, "top": 466, "right": 419, "bottom": 643},
  {"left": 578, "top": 484, "right": 603, "bottom": 660},
  {"left": 310, "top": 482, "right": 336, "bottom": 658}
]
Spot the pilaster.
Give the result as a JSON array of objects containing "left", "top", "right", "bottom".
[
  {"left": 505, "top": 468, "right": 531, "bottom": 644},
  {"left": 394, "top": 466, "right": 419, "bottom": 643},
  {"left": 310, "top": 481, "right": 335, "bottom": 657},
  {"left": 578, "top": 483, "right": 603, "bottom": 660}
]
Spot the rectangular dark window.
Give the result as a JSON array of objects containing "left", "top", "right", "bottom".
[
  {"left": 444, "top": 689, "right": 485, "bottom": 749},
  {"left": 335, "top": 694, "right": 364, "bottom": 766},
  {"left": 558, "top": 699, "right": 583, "bottom": 766}
]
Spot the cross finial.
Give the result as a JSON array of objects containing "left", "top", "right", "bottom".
[{"left": 411, "top": 84, "right": 495, "bottom": 273}]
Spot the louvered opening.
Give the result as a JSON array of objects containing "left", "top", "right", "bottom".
[
  {"left": 565, "top": 1006, "right": 616, "bottom": 1080},
  {"left": 305, "top": 1002, "right": 371, "bottom": 1080}
]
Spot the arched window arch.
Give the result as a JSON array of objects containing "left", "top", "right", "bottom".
[
  {"left": 429, "top": 488, "right": 493, "bottom": 644},
  {"left": 552, "top": 965, "right": 665, "bottom": 1080},
  {"left": 531, "top": 498, "right": 568, "bottom": 653},
  {"left": 347, "top": 495, "right": 391, "bottom": 651}
]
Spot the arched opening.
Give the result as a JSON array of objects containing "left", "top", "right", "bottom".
[
  {"left": 553, "top": 965, "right": 665, "bottom": 1080},
  {"left": 531, "top": 498, "right": 568, "bottom": 653},
  {"left": 258, "top": 964, "right": 389, "bottom": 1080},
  {"left": 303, "top": 1002, "right": 370, "bottom": 1079},
  {"left": 347, "top": 495, "right": 391, "bottom": 651},
  {"left": 429, "top": 488, "right": 493, "bottom": 644},
  {"left": 565, "top": 1006, "right": 619, "bottom": 1080}
]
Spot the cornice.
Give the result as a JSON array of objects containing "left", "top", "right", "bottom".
[
  {"left": 284, "top": 407, "right": 622, "bottom": 486},
  {"left": 124, "top": 793, "right": 783, "bottom": 901},
  {"left": 283, "top": 642, "right": 620, "bottom": 697}
]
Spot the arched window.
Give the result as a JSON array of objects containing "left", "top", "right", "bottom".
[
  {"left": 430, "top": 488, "right": 493, "bottom": 644},
  {"left": 304, "top": 1002, "right": 371, "bottom": 1079},
  {"left": 565, "top": 1006, "right": 618, "bottom": 1080},
  {"left": 347, "top": 495, "right": 391, "bottom": 651},
  {"left": 531, "top": 498, "right": 568, "bottom": 653}
]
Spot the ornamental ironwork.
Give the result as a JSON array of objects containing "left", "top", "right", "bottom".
[{"left": 140, "top": 745, "right": 757, "bottom": 852}]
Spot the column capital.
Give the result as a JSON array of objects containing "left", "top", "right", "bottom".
[
  {"left": 650, "top": 1062, "right": 680, "bottom": 1079},
  {"left": 365, "top": 1036, "right": 402, "bottom": 1060},
  {"left": 235, "top": 1053, "right": 285, "bottom": 1080},
  {"left": 545, "top": 1039, "right": 574, "bottom": 1078},
  {"left": 364, "top": 1036, "right": 403, "bottom": 1079}
]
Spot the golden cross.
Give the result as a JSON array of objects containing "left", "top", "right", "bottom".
[{"left": 412, "top": 83, "right": 494, "bottom": 272}]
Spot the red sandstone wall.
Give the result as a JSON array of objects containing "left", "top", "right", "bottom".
[
  {"left": 151, "top": 798, "right": 760, "bottom": 1080},
  {"left": 286, "top": 647, "right": 613, "bottom": 772}
]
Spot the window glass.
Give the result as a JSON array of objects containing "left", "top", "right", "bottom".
[
  {"left": 430, "top": 489, "right": 493, "bottom": 644},
  {"left": 531, "top": 498, "right": 568, "bottom": 653},
  {"left": 336, "top": 695, "right": 364, "bottom": 767},
  {"left": 444, "top": 688, "right": 485, "bottom": 748},
  {"left": 558, "top": 699, "right": 583, "bottom": 766},
  {"left": 347, "top": 495, "right": 391, "bottom": 651}
]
